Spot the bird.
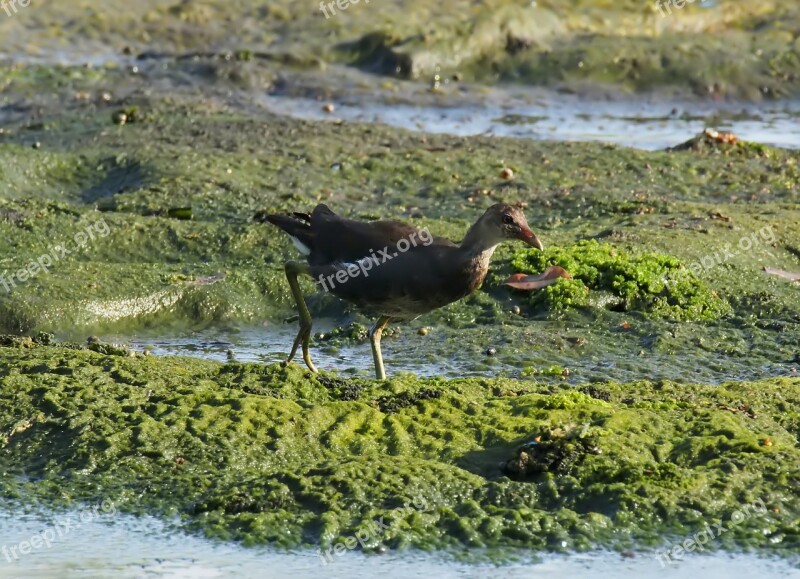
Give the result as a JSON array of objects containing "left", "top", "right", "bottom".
[{"left": 260, "top": 203, "right": 543, "bottom": 379}]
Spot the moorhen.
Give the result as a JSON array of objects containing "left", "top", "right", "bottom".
[{"left": 262, "top": 203, "right": 543, "bottom": 379}]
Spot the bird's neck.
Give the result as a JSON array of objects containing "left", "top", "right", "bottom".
[
  {"left": 459, "top": 223, "right": 500, "bottom": 284},
  {"left": 460, "top": 221, "right": 500, "bottom": 260}
]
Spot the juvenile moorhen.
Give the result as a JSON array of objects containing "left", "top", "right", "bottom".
[{"left": 262, "top": 203, "right": 543, "bottom": 379}]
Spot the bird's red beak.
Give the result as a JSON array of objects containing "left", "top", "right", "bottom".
[{"left": 520, "top": 227, "right": 544, "bottom": 251}]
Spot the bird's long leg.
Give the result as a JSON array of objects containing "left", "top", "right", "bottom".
[
  {"left": 369, "top": 315, "right": 392, "bottom": 380},
  {"left": 284, "top": 260, "right": 317, "bottom": 373}
]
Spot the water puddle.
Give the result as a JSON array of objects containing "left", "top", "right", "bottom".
[
  {"left": 3, "top": 48, "right": 798, "bottom": 152},
  {"left": 99, "top": 322, "right": 480, "bottom": 378},
  {"left": 91, "top": 321, "right": 799, "bottom": 384},
  {"left": 259, "top": 93, "right": 800, "bottom": 151},
  {"left": 0, "top": 508, "right": 797, "bottom": 579}
]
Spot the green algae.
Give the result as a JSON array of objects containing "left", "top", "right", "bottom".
[
  {"left": 0, "top": 87, "right": 797, "bottom": 335},
  {"left": 0, "top": 82, "right": 797, "bottom": 385},
  {"left": 509, "top": 240, "right": 733, "bottom": 321},
  {"left": 529, "top": 278, "right": 592, "bottom": 314},
  {"left": 0, "top": 342, "right": 797, "bottom": 554}
]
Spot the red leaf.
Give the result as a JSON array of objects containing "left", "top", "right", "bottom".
[{"left": 504, "top": 266, "right": 572, "bottom": 291}]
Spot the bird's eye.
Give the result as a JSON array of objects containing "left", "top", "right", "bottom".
[{"left": 502, "top": 214, "right": 515, "bottom": 225}]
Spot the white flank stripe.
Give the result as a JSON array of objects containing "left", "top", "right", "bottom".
[{"left": 289, "top": 236, "right": 311, "bottom": 256}]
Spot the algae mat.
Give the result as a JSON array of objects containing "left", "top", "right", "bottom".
[
  {"left": 1, "top": 83, "right": 798, "bottom": 382},
  {"left": 0, "top": 343, "right": 798, "bottom": 555}
]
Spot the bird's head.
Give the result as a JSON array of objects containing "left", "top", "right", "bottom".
[{"left": 479, "top": 203, "right": 544, "bottom": 250}]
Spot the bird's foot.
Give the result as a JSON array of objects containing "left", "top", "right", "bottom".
[
  {"left": 286, "top": 322, "right": 317, "bottom": 373},
  {"left": 302, "top": 348, "right": 318, "bottom": 374}
]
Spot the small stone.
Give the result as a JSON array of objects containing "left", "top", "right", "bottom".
[
  {"left": 112, "top": 111, "right": 127, "bottom": 125},
  {"left": 500, "top": 167, "right": 514, "bottom": 180},
  {"left": 511, "top": 305, "right": 521, "bottom": 315},
  {"left": 322, "top": 103, "right": 335, "bottom": 113},
  {"left": 486, "top": 347, "right": 497, "bottom": 356}
]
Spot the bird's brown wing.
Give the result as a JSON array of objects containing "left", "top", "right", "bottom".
[
  {"left": 309, "top": 204, "right": 454, "bottom": 265},
  {"left": 263, "top": 204, "right": 456, "bottom": 265},
  {"left": 311, "top": 245, "right": 476, "bottom": 319}
]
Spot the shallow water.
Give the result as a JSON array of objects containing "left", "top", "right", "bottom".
[
  {"left": 1, "top": 508, "right": 798, "bottom": 579},
  {"left": 96, "top": 321, "right": 799, "bottom": 384},
  {"left": 260, "top": 93, "right": 800, "bottom": 151},
  {"left": 6, "top": 47, "right": 799, "bottom": 152}
]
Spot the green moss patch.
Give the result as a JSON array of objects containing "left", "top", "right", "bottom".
[
  {"left": 1, "top": 343, "right": 798, "bottom": 555},
  {"left": 509, "top": 240, "right": 733, "bottom": 321}
]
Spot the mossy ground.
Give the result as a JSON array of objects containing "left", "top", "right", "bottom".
[
  {"left": 1, "top": 343, "right": 798, "bottom": 554},
  {"left": 0, "top": 67, "right": 798, "bottom": 335},
  {"left": 2, "top": 0, "right": 800, "bottom": 98},
  {"left": 0, "top": 62, "right": 798, "bottom": 383},
  {"left": 1, "top": 2, "right": 799, "bottom": 559}
]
